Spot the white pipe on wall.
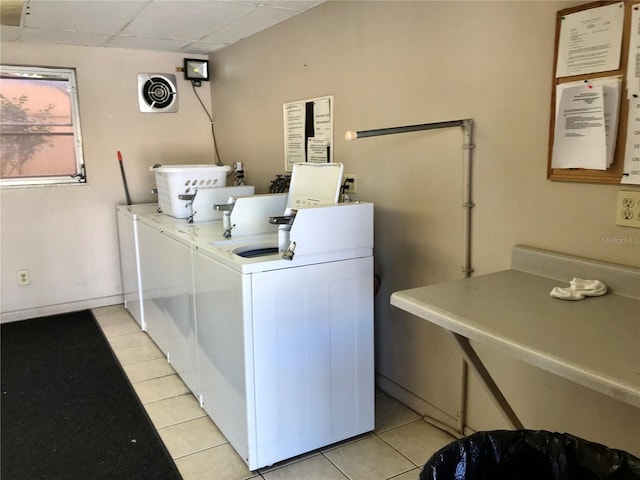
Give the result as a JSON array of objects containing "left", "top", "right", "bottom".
[
  {"left": 345, "top": 119, "right": 475, "bottom": 276},
  {"left": 345, "top": 118, "right": 475, "bottom": 435}
]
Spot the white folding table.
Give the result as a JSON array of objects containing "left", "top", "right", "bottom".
[{"left": 390, "top": 245, "right": 640, "bottom": 428}]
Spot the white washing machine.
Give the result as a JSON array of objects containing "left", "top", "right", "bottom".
[
  {"left": 190, "top": 200, "right": 375, "bottom": 469},
  {"left": 116, "top": 203, "right": 161, "bottom": 330},
  {"left": 116, "top": 186, "right": 254, "bottom": 331},
  {"left": 117, "top": 164, "right": 375, "bottom": 470}
]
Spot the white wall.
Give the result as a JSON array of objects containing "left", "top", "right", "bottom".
[
  {"left": 207, "top": 0, "right": 640, "bottom": 455},
  {"left": 0, "top": 44, "right": 214, "bottom": 321}
]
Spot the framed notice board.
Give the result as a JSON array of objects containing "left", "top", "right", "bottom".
[{"left": 548, "top": 1, "right": 640, "bottom": 184}]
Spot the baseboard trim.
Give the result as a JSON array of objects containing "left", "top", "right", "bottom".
[{"left": 1, "top": 295, "right": 123, "bottom": 323}]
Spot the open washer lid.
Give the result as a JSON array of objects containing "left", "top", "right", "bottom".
[{"left": 286, "top": 162, "right": 344, "bottom": 210}]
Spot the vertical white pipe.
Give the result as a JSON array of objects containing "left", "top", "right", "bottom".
[
  {"left": 458, "top": 358, "right": 468, "bottom": 434},
  {"left": 347, "top": 118, "right": 475, "bottom": 436},
  {"left": 458, "top": 119, "right": 474, "bottom": 435},
  {"left": 461, "top": 119, "right": 474, "bottom": 278}
]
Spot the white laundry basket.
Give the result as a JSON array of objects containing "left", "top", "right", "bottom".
[{"left": 153, "top": 164, "right": 231, "bottom": 218}]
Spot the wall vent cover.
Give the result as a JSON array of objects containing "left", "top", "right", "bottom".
[{"left": 137, "top": 73, "right": 178, "bottom": 113}]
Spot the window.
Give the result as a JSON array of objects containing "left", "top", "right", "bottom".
[{"left": 0, "top": 65, "right": 85, "bottom": 186}]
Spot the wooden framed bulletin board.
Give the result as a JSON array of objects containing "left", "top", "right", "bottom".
[{"left": 548, "top": 1, "right": 640, "bottom": 184}]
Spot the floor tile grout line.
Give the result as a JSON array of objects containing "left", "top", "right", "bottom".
[
  {"left": 168, "top": 442, "right": 232, "bottom": 461},
  {"left": 376, "top": 417, "right": 432, "bottom": 436},
  {"left": 319, "top": 431, "right": 377, "bottom": 455},
  {"left": 102, "top": 331, "right": 147, "bottom": 340},
  {"left": 95, "top": 311, "right": 211, "bottom": 472},
  {"left": 107, "top": 343, "right": 158, "bottom": 354},
  {"left": 257, "top": 451, "right": 324, "bottom": 475},
  {"left": 140, "top": 391, "right": 196, "bottom": 407},
  {"left": 95, "top": 315, "right": 133, "bottom": 322},
  {"left": 387, "top": 469, "right": 421, "bottom": 480},
  {"left": 105, "top": 340, "right": 161, "bottom": 353},
  {"left": 94, "top": 311, "right": 243, "bottom": 480},
  {"left": 102, "top": 328, "right": 150, "bottom": 338},
  {"left": 101, "top": 321, "right": 140, "bottom": 329},
  {"left": 317, "top": 451, "right": 354, "bottom": 480},
  {"left": 98, "top": 324, "right": 136, "bottom": 331},
  {"left": 124, "top": 370, "right": 177, "bottom": 384},
  {"left": 117, "top": 358, "right": 167, "bottom": 368},
  {"left": 95, "top": 307, "right": 437, "bottom": 480},
  {"left": 129, "top": 372, "right": 185, "bottom": 386},
  {"left": 374, "top": 413, "right": 424, "bottom": 435},
  {"left": 111, "top": 348, "right": 165, "bottom": 361},
  {"left": 374, "top": 431, "right": 422, "bottom": 468},
  {"left": 96, "top": 321, "right": 139, "bottom": 330},
  {"left": 121, "top": 356, "right": 172, "bottom": 366}
]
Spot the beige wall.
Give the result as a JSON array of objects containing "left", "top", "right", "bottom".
[
  {"left": 1, "top": 0, "right": 638, "bottom": 458},
  {"left": 208, "top": 1, "right": 639, "bottom": 455},
  {"left": 0, "top": 43, "right": 213, "bottom": 319}
]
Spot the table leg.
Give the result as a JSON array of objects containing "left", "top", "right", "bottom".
[{"left": 452, "top": 333, "right": 524, "bottom": 430}]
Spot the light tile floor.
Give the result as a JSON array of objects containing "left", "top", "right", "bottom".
[{"left": 93, "top": 305, "right": 455, "bottom": 480}]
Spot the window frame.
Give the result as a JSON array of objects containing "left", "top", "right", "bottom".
[{"left": 0, "top": 64, "right": 86, "bottom": 187}]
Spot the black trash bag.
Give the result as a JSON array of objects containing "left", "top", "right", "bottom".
[{"left": 420, "top": 430, "right": 640, "bottom": 480}]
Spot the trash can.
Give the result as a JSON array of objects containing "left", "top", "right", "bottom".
[{"left": 420, "top": 430, "right": 640, "bottom": 480}]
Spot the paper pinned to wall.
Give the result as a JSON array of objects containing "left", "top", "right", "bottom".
[
  {"left": 622, "top": 99, "right": 640, "bottom": 184},
  {"left": 308, "top": 138, "right": 329, "bottom": 163},
  {"left": 555, "top": 2, "right": 624, "bottom": 78},
  {"left": 283, "top": 96, "right": 333, "bottom": 170},
  {"left": 555, "top": 76, "right": 621, "bottom": 167},
  {"left": 313, "top": 97, "right": 331, "bottom": 143},
  {"left": 626, "top": 5, "right": 640, "bottom": 98},
  {"left": 551, "top": 83, "right": 608, "bottom": 170},
  {"left": 284, "top": 102, "right": 306, "bottom": 168}
]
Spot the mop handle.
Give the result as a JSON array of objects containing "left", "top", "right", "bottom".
[{"left": 117, "top": 150, "right": 132, "bottom": 206}]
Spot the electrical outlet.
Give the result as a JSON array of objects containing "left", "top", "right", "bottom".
[
  {"left": 615, "top": 191, "right": 640, "bottom": 228},
  {"left": 17, "top": 269, "right": 30, "bottom": 286},
  {"left": 344, "top": 173, "right": 358, "bottom": 194}
]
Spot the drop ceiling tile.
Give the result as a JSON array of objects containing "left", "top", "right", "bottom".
[
  {"left": 179, "top": 41, "right": 229, "bottom": 55},
  {"left": 122, "top": 0, "right": 256, "bottom": 40},
  {"left": 19, "top": 27, "right": 111, "bottom": 47},
  {"left": 23, "top": 0, "right": 147, "bottom": 33},
  {"left": 225, "top": 0, "right": 264, "bottom": 5},
  {"left": 261, "top": 0, "right": 324, "bottom": 11},
  {"left": 2, "top": 0, "right": 326, "bottom": 54},
  {"left": 106, "top": 34, "right": 191, "bottom": 53},
  {"left": 202, "top": 5, "right": 297, "bottom": 44}
]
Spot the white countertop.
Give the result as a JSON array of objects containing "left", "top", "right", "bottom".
[{"left": 391, "top": 268, "right": 640, "bottom": 408}]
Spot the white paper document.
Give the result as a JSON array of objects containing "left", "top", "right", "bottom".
[
  {"left": 622, "top": 99, "right": 640, "bottom": 184},
  {"left": 284, "top": 102, "right": 306, "bottom": 170},
  {"left": 307, "top": 138, "right": 329, "bottom": 163},
  {"left": 627, "top": 5, "right": 640, "bottom": 98},
  {"left": 556, "top": 2, "right": 624, "bottom": 78},
  {"left": 552, "top": 84, "right": 608, "bottom": 170},
  {"left": 283, "top": 96, "right": 334, "bottom": 170},
  {"left": 313, "top": 97, "right": 332, "bottom": 142},
  {"left": 307, "top": 97, "right": 332, "bottom": 163},
  {"left": 556, "top": 77, "right": 621, "bottom": 167}
]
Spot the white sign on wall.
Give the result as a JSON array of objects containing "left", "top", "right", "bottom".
[{"left": 283, "top": 95, "right": 333, "bottom": 171}]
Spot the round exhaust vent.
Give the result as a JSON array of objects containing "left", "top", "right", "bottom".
[{"left": 137, "top": 73, "right": 178, "bottom": 113}]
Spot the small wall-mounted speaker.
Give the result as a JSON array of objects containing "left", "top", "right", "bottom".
[{"left": 137, "top": 73, "right": 178, "bottom": 113}]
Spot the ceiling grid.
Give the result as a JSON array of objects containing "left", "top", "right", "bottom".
[{"left": 0, "top": 0, "right": 324, "bottom": 54}]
